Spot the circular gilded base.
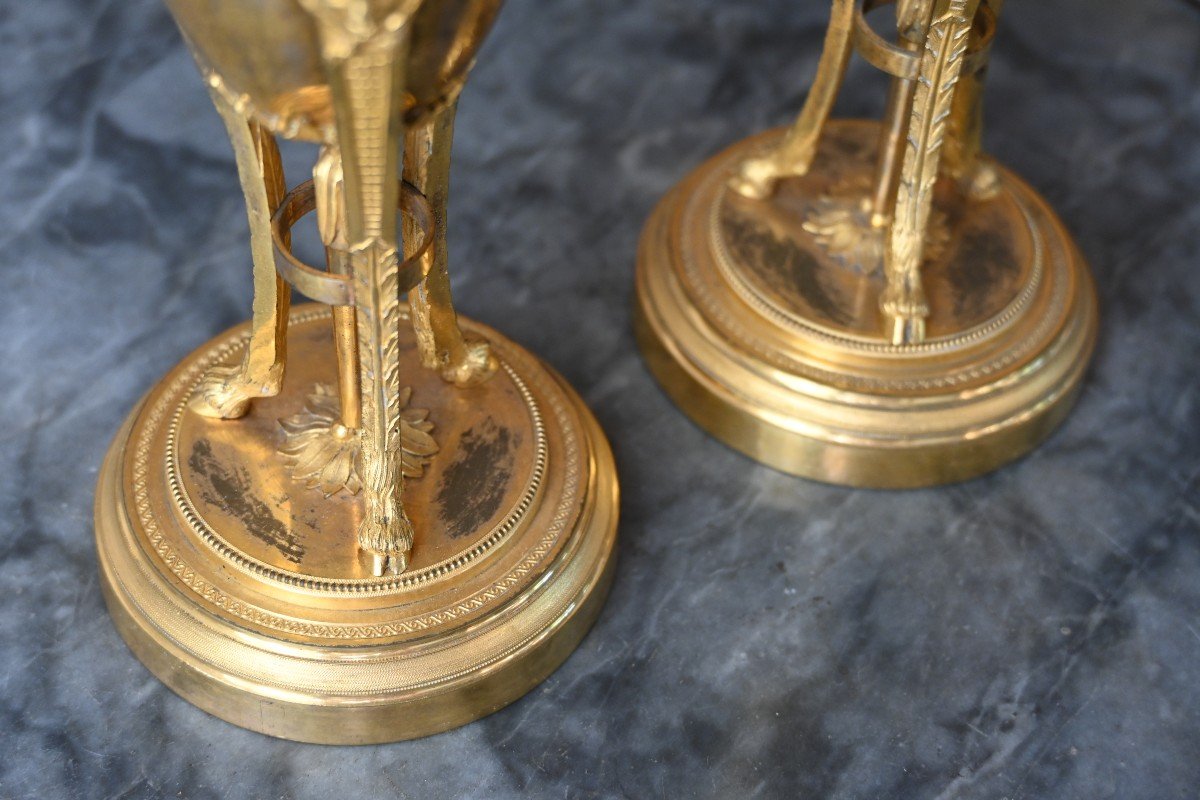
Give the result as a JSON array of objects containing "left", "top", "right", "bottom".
[
  {"left": 635, "top": 121, "right": 1098, "bottom": 488},
  {"left": 95, "top": 305, "right": 618, "bottom": 744}
]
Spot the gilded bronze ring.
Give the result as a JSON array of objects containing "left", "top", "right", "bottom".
[
  {"left": 855, "top": 0, "right": 997, "bottom": 79},
  {"left": 271, "top": 179, "right": 436, "bottom": 306}
]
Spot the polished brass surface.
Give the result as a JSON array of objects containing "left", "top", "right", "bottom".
[
  {"left": 98, "top": 0, "right": 618, "bottom": 741},
  {"left": 635, "top": 0, "right": 1098, "bottom": 486},
  {"left": 97, "top": 308, "right": 618, "bottom": 743}
]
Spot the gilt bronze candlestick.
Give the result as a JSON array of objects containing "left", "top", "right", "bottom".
[
  {"left": 95, "top": 0, "right": 618, "bottom": 743},
  {"left": 635, "top": 0, "right": 1097, "bottom": 487}
]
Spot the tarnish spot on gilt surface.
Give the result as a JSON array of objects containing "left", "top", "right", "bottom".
[
  {"left": 436, "top": 419, "right": 516, "bottom": 540},
  {"left": 188, "top": 438, "right": 306, "bottom": 563}
]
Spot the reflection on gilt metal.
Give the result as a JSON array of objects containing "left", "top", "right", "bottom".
[
  {"left": 168, "top": 0, "right": 502, "bottom": 575},
  {"left": 731, "top": 0, "right": 993, "bottom": 345}
]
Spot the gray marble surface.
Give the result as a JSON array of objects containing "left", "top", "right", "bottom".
[{"left": 2, "top": 0, "right": 1199, "bottom": 798}]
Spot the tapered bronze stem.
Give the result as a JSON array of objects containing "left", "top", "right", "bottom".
[
  {"left": 330, "top": 291, "right": 361, "bottom": 432},
  {"left": 313, "top": 144, "right": 362, "bottom": 433},
  {"left": 869, "top": 72, "right": 917, "bottom": 227},
  {"left": 868, "top": 0, "right": 935, "bottom": 226},
  {"left": 869, "top": 15, "right": 933, "bottom": 226}
]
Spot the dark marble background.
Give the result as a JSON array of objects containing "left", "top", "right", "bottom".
[{"left": 2, "top": 0, "right": 1199, "bottom": 798}]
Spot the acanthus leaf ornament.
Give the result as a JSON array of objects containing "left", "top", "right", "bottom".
[{"left": 279, "top": 384, "right": 438, "bottom": 497}]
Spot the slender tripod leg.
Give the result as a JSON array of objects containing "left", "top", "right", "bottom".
[
  {"left": 729, "top": 0, "right": 855, "bottom": 200},
  {"left": 310, "top": 14, "right": 415, "bottom": 576},
  {"left": 191, "top": 85, "right": 290, "bottom": 419},
  {"left": 881, "top": 0, "right": 982, "bottom": 345},
  {"left": 405, "top": 98, "right": 497, "bottom": 386},
  {"left": 944, "top": 0, "right": 1004, "bottom": 199}
]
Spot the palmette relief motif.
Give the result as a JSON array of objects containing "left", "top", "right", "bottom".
[
  {"left": 802, "top": 174, "right": 950, "bottom": 276},
  {"left": 279, "top": 384, "right": 438, "bottom": 497}
]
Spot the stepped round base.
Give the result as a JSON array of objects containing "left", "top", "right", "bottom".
[
  {"left": 635, "top": 121, "right": 1097, "bottom": 488},
  {"left": 95, "top": 305, "right": 618, "bottom": 743}
]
